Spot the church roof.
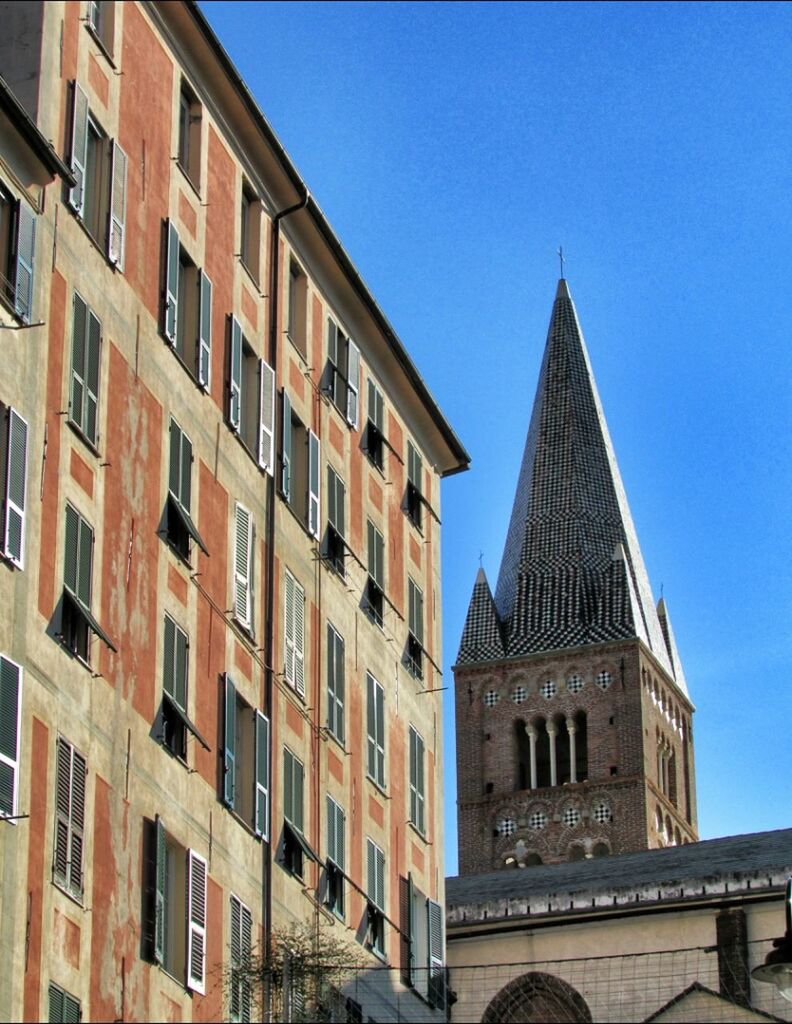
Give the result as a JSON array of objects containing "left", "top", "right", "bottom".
[
  {"left": 492, "top": 279, "right": 686, "bottom": 694},
  {"left": 457, "top": 568, "right": 505, "bottom": 664}
]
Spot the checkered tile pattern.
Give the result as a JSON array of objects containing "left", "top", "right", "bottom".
[{"left": 457, "top": 568, "right": 505, "bottom": 664}]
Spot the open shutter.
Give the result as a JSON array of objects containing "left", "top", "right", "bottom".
[
  {"left": 284, "top": 571, "right": 295, "bottom": 685},
  {"left": 229, "top": 317, "right": 242, "bottom": 431},
  {"left": 366, "top": 673, "right": 376, "bottom": 781},
  {"left": 187, "top": 850, "right": 207, "bottom": 994},
  {"left": 70, "top": 294, "right": 87, "bottom": 433},
  {"left": 3, "top": 409, "right": 28, "bottom": 568},
  {"left": 254, "top": 711, "right": 269, "bottom": 840},
  {"left": 164, "top": 221, "right": 179, "bottom": 344},
  {"left": 257, "top": 359, "right": 275, "bottom": 474},
  {"left": 281, "top": 390, "right": 292, "bottom": 500},
  {"left": 233, "top": 503, "right": 252, "bottom": 630},
  {"left": 307, "top": 430, "right": 320, "bottom": 538},
  {"left": 327, "top": 794, "right": 336, "bottom": 867},
  {"left": 374, "top": 679, "right": 385, "bottom": 787},
  {"left": 64, "top": 505, "right": 79, "bottom": 596},
  {"left": 0, "top": 656, "right": 22, "bottom": 817},
  {"left": 68, "top": 82, "right": 89, "bottom": 215},
  {"left": 346, "top": 339, "right": 360, "bottom": 428},
  {"left": 197, "top": 271, "right": 212, "bottom": 389},
  {"left": 85, "top": 310, "right": 101, "bottom": 445},
  {"left": 179, "top": 430, "right": 192, "bottom": 514},
  {"left": 108, "top": 141, "right": 127, "bottom": 270},
  {"left": 69, "top": 749, "right": 86, "bottom": 895},
  {"left": 293, "top": 579, "right": 305, "bottom": 696},
  {"left": 14, "top": 201, "right": 35, "bottom": 323},
  {"left": 427, "top": 898, "right": 445, "bottom": 1010},
  {"left": 153, "top": 815, "right": 166, "bottom": 965},
  {"left": 416, "top": 732, "right": 425, "bottom": 834},
  {"left": 174, "top": 623, "right": 188, "bottom": 710},
  {"left": 223, "top": 674, "right": 236, "bottom": 807},
  {"left": 76, "top": 516, "right": 93, "bottom": 609},
  {"left": 293, "top": 755, "right": 304, "bottom": 834}
]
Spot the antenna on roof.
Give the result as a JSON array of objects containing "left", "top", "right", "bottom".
[{"left": 557, "top": 245, "right": 565, "bottom": 279}]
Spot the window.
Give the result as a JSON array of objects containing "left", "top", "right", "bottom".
[
  {"left": 406, "top": 578, "right": 424, "bottom": 679},
  {"left": 364, "top": 379, "right": 385, "bottom": 471},
  {"left": 365, "top": 521, "right": 384, "bottom": 627},
  {"left": 233, "top": 503, "right": 255, "bottom": 634},
  {"left": 287, "top": 261, "right": 307, "bottom": 358},
  {"left": 229, "top": 895, "right": 253, "bottom": 1023},
  {"left": 324, "top": 467, "right": 346, "bottom": 575},
  {"left": 61, "top": 504, "right": 115, "bottom": 661},
  {"left": 401, "top": 876, "right": 445, "bottom": 1008},
  {"left": 326, "top": 623, "right": 344, "bottom": 744},
  {"left": 160, "top": 614, "right": 208, "bottom": 761},
  {"left": 54, "top": 738, "right": 86, "bottom": 899},
  {"left": 366, "top": 672, "right": 385, "bottom": 789},
  {"left": 222, "top": 674, "right": 270, "bottom": 839},
  {"left": 163, "top": 221, "right": 212, "bottom": 389},
  {"left": 365, "top": 838, "right": 385, "bottom": 958},
  {"left": 283, "top": 571, "right": 305, "bottom": 697},
  {"left": 406, "top": 442, "right": 423, "bottom": 529},
  {"left": 68, "top": 82, "right": 126, "bottom": 267},
  {"left": 228, "top": 316, "right": 275, "bottom": 473},
  {"left": 280, "top": 391, "right": 319, "bottom": 535},
  {"left": 325, "top": 795, "right": 345, "bottom": 919},
  {"left": 240, "top": 181, "right": 260, "bottom": 281},
  {"left": 0, "top": 182, "right": 36, "bottom": 322},
  {"left": 0, "top": 402, "right": 28, "bottom": 569},
  {"left": 324, "top": 318, "right": 360, "bottom": 428},
  {"left": 0, "top": 654, "right": 22, "bottom": 819},
  {"left": 283, "top": 747, "right": 316, "bottom": 878},
  {"left": 150, "top": 816, "right": 207, "bottom": 993},
  {"left": 408, "top": 726, "right": 425, "bottom": 836},
  {"left": 166, "top": 419, "right": 208, "bottom": 562},
  {"left": 86, "top": 0, "right": 115, "bottom": 56},
  {"left": 48, "top": 982, "right": 81, "bottom": 1023},
  {"left": 69, "top": 292, "right": 101, "bottom": 446},
  {"left": 177, "top": 80, "right": 201, "bottom": 188}
]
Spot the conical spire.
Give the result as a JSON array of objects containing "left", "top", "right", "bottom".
[
  {"left": 457, "top": 567, "right": 504, "bottom": 664},
  {"left": 493, "top": 280, "right": 680, "bottom": 683}
]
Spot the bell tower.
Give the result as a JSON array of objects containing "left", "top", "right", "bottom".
[{"left": 454, "top": 280, "right": 697, "bottom": 874}]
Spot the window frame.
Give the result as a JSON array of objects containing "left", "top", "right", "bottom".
[
  {"left": 222, "top": 673, "right": 270, "bottom": 840},
  {"left": 365, "top": 837, "right": 386, "bottom": 958},
  {"left": 166, "top": 417, "right": 208, "bottom": 562},
  {"left": 163, "top": 221, "right": 212, "bottom": 389},
  {"left": 365, "top": 378, "right": 385, "bottom": 471},
  {"left": 406, "top": 577, "right": 425, "bottom": 680},
  {"left": 230, "top": 894, "right": 253, "bottom": 1023},
  {"left": 365, "top": 520, "right": 385, "bottom": 627},
  {"left": 61, "top": 503, "right": 116, "bottom": 661},
  {"left": 406, "top": 441, "right": 423, "bottom": 530},
  {"left": 284, "top": 570, "right": 305, "bottom": 697},
  {"left": 366, "top": 672, "right": 385, "bottom": 790},
  {"left": 68, "top": 291, "right": 102, "bottom": 448},
  {"left": 0, "top": 654, "right": 23, "bottom": 821},
  {"left": 408, "top": 725, "right": 426, "bottom": 836},
  {"left": 0, "top": 181, "right": 36, "bottom": 324},
  {"left": 160, "top": 613, "right": 208, "bottom": 762},
  {"left": 0, "top": 403, "right": 29, "bottom": 569},
  {"left": 177, "top": 79, "right": 202, "bottom": 190},
  {"left": 324, "top": 465, "right": 346, "bottom": 576},
  {"left": 326, "top": 622, "right": 345, "bottom": 745},
  {"left": 53, "top": 736, "right": 87, "bottom": 900},
  {"left": 324, "top": 317, "right": 360, "bottom": 428},
  {"left": 325, "top": 794, "right": 345, "bottom": 920}
]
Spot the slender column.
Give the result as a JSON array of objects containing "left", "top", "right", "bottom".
[
  {"left": 566, "top": 718, "right": 577, "bottom": 783},
  {"left": 547, "top": 722, "right": 558, "bottom": 787},
  {"left": 526, "top": 725, "right": 538, "bottom": 789}
]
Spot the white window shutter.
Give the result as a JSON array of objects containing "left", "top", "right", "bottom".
[
  {"left": 68, "top": 82, "right": 89, "bottom": 216},
  {"left": 14, "top": 202, "right": 35, "bottom": 323},
  {"left": 294, "top": 579, "right": 305, "bottom": 696},
  {"left": 198, "top": 270, "right": 212, "bottom": 390},
  {"left": 427, "top": 897, "right": 446, "bottom": 1009},
  {"left": 284, "top": 571, "right": 295, "bottom": 685},
  {"left": 233, "top": 503, "right": 252, "bottom": 630},
  {"left": 307, "top": 430, "right": 320, "bottom": 539},
  {"left": 281, "top": 390, "right": 292, "bottom": 500},
  {"left": 0, "top": 656, "right": 22, "bottom": 818},
  {"left": 3, "top": 409, "right": 28, "bottom": 569},
  {"left": 257, "top": 359, "right": 275, "bottom": 475},
  {"left": 223, "top": 673, "right": 236, "bottom": 807},
  {"left": 229, "top": 317, "right": 242, "bottom": 431},
  {"left": 254, "top": 711, "right": 270, "bottom": 841},
  {"left": 187, "top": 849, "right": 207, "bottom": 994},
  {"left": 346, "top": 339, "right": 360, "bottom": 428},
  {"left": 153, "top": 815, "right": 166, "bottom": 965},
  {"left": 164, "top": 221, "right": 179, "bottom": 344},
  {"left": 108, "top": 141, "right": 127, "bottom": 270}
]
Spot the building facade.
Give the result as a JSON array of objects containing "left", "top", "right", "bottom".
[
  {"left": 0, "top": 3, "right": 468, "bottom": 1020},
  {"left": 454, "top": 279, "right": 696, "bottom": 875}
]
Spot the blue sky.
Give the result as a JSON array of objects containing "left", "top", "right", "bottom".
[{"left": 201, "top": 1, "right": 792, "bottom": 874}]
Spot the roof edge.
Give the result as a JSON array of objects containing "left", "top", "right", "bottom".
[{"left": 0, "top": 75, "right": 75, "bottom": 186}]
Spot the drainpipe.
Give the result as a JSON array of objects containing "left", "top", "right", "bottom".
[{"left": 263, "top": 184, "right": 308, "bottom": 1008}]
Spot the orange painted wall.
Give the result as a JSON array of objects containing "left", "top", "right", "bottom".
[{"left": 205, "top": 127, "right": 235, "bottom": 413}]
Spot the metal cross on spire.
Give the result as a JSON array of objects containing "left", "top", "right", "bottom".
[{"left": 558, "top": 245, "right": 565, "bottom": 279}]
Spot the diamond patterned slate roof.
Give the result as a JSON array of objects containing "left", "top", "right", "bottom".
[
  {"left": 490, "top": 280, "right": 687, "bottom": 696},
  {"left": 457, "top": 568, "right": 505, "bottom": 664}
]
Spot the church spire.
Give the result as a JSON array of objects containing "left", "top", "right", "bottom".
[
  {"left": 457, "top": 567, "right": 504, "bottom": 664},
  {"left": 493, "top": 280, "right": 685, "bottom": 692}
]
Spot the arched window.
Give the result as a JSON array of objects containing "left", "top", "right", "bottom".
[
  {"left": 592, "top": 841, "right": 610, "bottom": 859},
  {"left": 482, "top": 972, "right": 592, "bottom": 1024},
  {"left": 568, "top": 844, "right": 586, "bottom": 862}
]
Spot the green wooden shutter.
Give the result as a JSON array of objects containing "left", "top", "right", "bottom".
[
  {"left": 63, "top": 992, "right": 81, "bottom": 1024},
  {"left": 64, "top": 505, "right": 79, "bottom": 596},
  {"left": 409, "top": 726, "right": 418, "bottom": 828},
  {"left": 70, "top": 294, "right": 87, "bottom": 434},
  {"left": 240, "top": 903, "right": 252, "bottom": 1021},
  {"left": 346, "top": 339, "right": 360, "bottom": 428},
  {"left": 366, "top": 673, "right": 376, "bottom": 781},
  {"left": 307, "top": 431, "right": 320, "bottom": 539},
  {"left": 164, "top": 221, "right": 179, "bottom": 344},
  {"left": 327, "top": 624, "right": 344, "bottom": 744},
  {"left": 427, "top": 898, "right": 445, "bottom": 1009},
  {"left": 293, "top": 753, "right": 304, "bottom": 834},
  {"left": 258, "top": 359, "right": 275, "bottom": 474},
  {"left": 48, "top": 984, "right": 64, "bottom": 1024},
  {"left": 281, "top": 390, "right": 292, "bottom": 499},
  {"left": 254, "top": 711, "right": 269, "bottom": 840},
  {"left": 4, "top": 408, "right": 28, "bottom": 567},
  {"left": 375, "top": 679, "right": 385, "bottom": 787},
  {"left": 69, "top": 749, "right": 86, "bottom": 895},
  {"left": 283, "top": 748, "right": 294, "bottom": 825},
  {"left": 168, "top": 420, "right": 182, "bottom": 501},
  {"left": 174, "top": 623, "right": 188, "bottom": 710},
  {"left": 229, "top": 316, "right": 242, "bottom": 431},
  {"left": 14, "top": 201, "right": 35, "bottom": 323},
  {"left": 108, "top": 140, "right": 127, "bottom": 269},
  {"left": 326, "top": 794, "right": 336, "bottom": 865},
  {"left": 400, "top": 873, "right": 413, "bottom": 986},
  {"left": 0, "top": 656, "right": 22, "bottom": 817},
  {"left": 416, "top": 731, "right": 425, "bottom": 834},
  {"left": 366, "top": 838, "right": 376, "bottom": 904},
  {"left": 230, "top": 895, "right": 242, "bottom": 1020},
  {"left": 85, "top": 310, "right": 101, "bottom": 445},
  {"left": 179, "top": 430, "right": 192, "bottom": 514},
  {"left": 153, "top": 815, "right": 166, "bottom": 965},
  {"left": 223, "top": 674, "right": 236, "bottom": 808},
  {"left": 54, "top": 739, "right": 71, "bottom": 883},
  {"left": 76, "top": 516, "right": 93, "bottom": 608},
  {"left": 68, "top": 82, "right": 89, "bottom": 215},
  {"left": 187, "top": 849, "right": 207, "bottom": 994},
  {"left": 197, "top": 270, "right": 212, "bottom": 389}
]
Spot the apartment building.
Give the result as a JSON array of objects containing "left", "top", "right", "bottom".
[{"left": 0, "top": 3, "right": 468, "bottom": 1020}]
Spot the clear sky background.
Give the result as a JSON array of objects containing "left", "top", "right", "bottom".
[{"left": 201, "top": 0, "right": 792, "bottom": 876}]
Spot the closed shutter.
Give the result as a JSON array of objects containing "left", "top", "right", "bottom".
[
  {"left": 409, "top": 580, "right": 424, "bottom": 645},
  {"left": 408, "top": 442, "right": 422, "bottom": 491},
  {"left": 233, "top": 503, "right": 252, "bottom": 630},
  {"left": 367, "top": 839, "right": 384, "bottom": 911},
  {"left": 70, "top": 294, "right": 87, "bottom": 435},
  {"left": 223, "top": 674, "right": 236, "bottom": 807},
  {"left": 14, "top": 201, "right": 35, "bottom": 323},
  {"left": 64, "top": 506, "right": 93, "bottom": 609},
  {"left": 399, "top": 874, "right": 413, "bottom": 986},
  {"left": 197, "top": 271, "right": 212, "bottom": 389},
  {"left": 292, "top": 753, "right": 304, "bottom": 834},
  {"left": 366, "top": 673, "right": 376, "bottom": 781},
  {"left": 415, "top": 730, "right": 425, "bottom": 834},
  {"left": 284, "top": 571, "right": 295, "bottom": 685},
  {"left": 54, "top": 739, "right": 86, "bottom": 896},
  {"left": 369, "top": 379, "right": 384, "bottom": 431},
  {"left": 69, "top": 749, "right": 86, "bottom": 894},
  {"left": 3, "top": 408, "right": 28, "bottom": 568},
  {"left": 64, "top": 505, "right": 79, "bottom": 596},
  {"left": 0, "top": 655, "right": 22, "bottom": 817},
  {"left": 409, "top": 726, "right": 417, "bottom": 829},
  {"left": 169, "top": 420, "right": 192, "bottom": 513},
  {"left": 230, "top": 895, "right": 252, "bottom": 1022},
  {"left": 280, "top": 390, "right": 292, "bottom": 500},
  {"left": 153, "top": 815, "right": 166, "bottom": 965},
  {"left": 327, "top": 624, "right": 344, "bottom": 744},
  {"left": 374, "top": 678, "right": 385, "bottom": 787},
  {"left": 108, "top": 141, "right": 127, "bottom": 270},
  {"left": 345, "top": 339, "right": 360, "bottom": 428},
  {"left": 239, "top": 901, "right": 252, "bottom": 1021},
  {"left": 164, "top": 221, "right": 179, "bottom": 344},
  {"left": 326, "top": 795, "right": 344, "bottom": 869},
  {"left": 307, "top": 430, "right": 320, "bottom": 539},
  {"left": 85, "top": 310, "right": 101, "bottom": 445},
  {"left": 186, "top": 849, "right": 207, "bottom": 994},
  {"left": 68, "top": 82, "right": 89, "bottom": 215},
  {"left": 229, "top": 316, "right": 242, "bottom": 431},
  {"left": 254, "top": 711, "right": 269, "bottom": 840},
  {"left": 427, "top": 898, "right": 445, "bottom": 1009},
  {"left": 258, "top": 359, "right": 275, "bottom": 474},
  {"left": 163, "top": 616, "right": 188, "bottom": 711},
  {"left": 63, "top": 992, "right": 81, "bottom": 1024},
  {"left": 368, "top": 522, "right": 384, "bottom": 588},
  {"left": 293, "top": 577, "right": 305, "bottom": 696}
]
